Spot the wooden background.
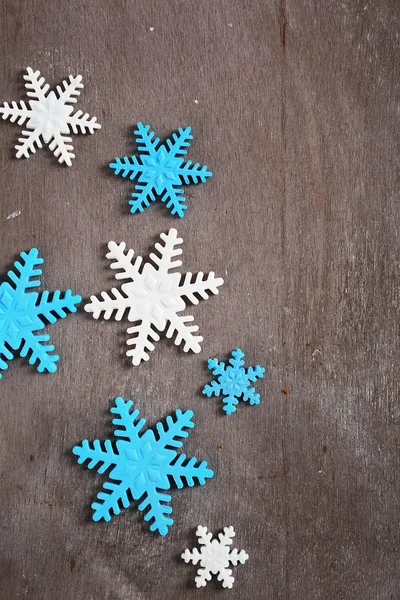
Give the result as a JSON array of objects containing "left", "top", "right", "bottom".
[{"left": 0, "top": 1, "right": 399, "bottom": 598}]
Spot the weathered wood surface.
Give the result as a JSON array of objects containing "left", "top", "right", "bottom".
[{"left": 0, "top": 1, "right": 399, "bottom": 598}]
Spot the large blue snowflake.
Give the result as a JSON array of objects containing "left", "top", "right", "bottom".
[
  {"left": 109, "top": 123, "right": 212, "bottom": 217},
  {"left": 73, "top": 397, "right": 214, "bottom": 535},
  {"left": 203, "top": 348, "right": 265, "bottom": 415},
  {"left": 0, "top": 248, "right": 81, "bottom": 379}
]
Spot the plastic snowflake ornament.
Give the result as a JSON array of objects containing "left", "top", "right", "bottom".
[
  {"left": 182, "top": 526, "right": 249, "bottom": 589},
  {"left": 0, "top": 249, "right": 81, "bottom": 379},
  {"left": 85, "top": 228, "right": 223, "bottom": 365},
  {"left": 203, "top": 348, "right": 265, "bottom": 414},
  {"left": 73, "top": 397, "right": 213, "bottom": 535},
  {"left": 109, "top": 122, "right": 212, "bottom": 217},
  {"left": 0, "top": 67, "right": 101, "bottom": 165}
]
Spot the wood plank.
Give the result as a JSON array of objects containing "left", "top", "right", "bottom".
[{"left": 0, "top": 1, "right": 398, "bottom": 598}]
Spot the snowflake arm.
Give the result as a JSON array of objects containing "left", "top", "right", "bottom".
[
  {"left": 229, "top": 348, "right": 245, "bottom": 368},
  {"left": 247, "top": 364, "right": 265, "bottom": 381},
  {"left": 109, "top": 155, "right": 143, "bottom": 180},
  {"left": 110, "top": 397, "right": 146, "bottom": 442},
  {"left": 155, "top": 409, "right": 194, "bottom": 448},
  {"left": 195, "top": 525, "right": 213, "bottom": 545},
  {"left": 182, "top": 547, "right": 203, "bottom": 565},
  {"left": 165, "top": 313, "right": 203, "bottom": 353},
  {"left": 48, "top": 132, "right": 75, "bottom": 166},
  {"left": 149, "top": 228, "right": 183, "bottom": 274},
  {"left": 228, "top": 547, "right": 249, "bottom": 566},
  {"left": 7, "top": 248, "right": 43, "bottom": 293},
  {"left": 129, "top": 180, "right": 157, "bottom": 214},
  {"left": 218, "top": 525, "right": 235, "bottom": 545},
  {"left": 244, "top": 390, "right": 260, "bottom": 404},
  {"left": 168, "top": 454, "right": 213, "bottom": 488},
  {"left": 56, "top": 74, "right": 83, "bottom": 104},
  {"left": 164, "top": 126, "right": 192, "bottom": 156},
  {"left": 160, "top": 182, "right": 187, "bottom": 217},
  {"left": 72, "top": 439, "right": 119, "bottom": 474},
  {"left": 126, "top": 319, "right": 161, "bottom": 365},
  {"left": 34, "top": 289, "right": 81, "bottom": 322},
  {"left": 179, "top": 271, "right": 224, "bottom": 305},
  {"left": 139, "top": 489, "right": 174, "bottom": 535},
  {"left": 134, "top": 122, "right": 160, "bottom": 154},
  {"left": 205, "top": 357, "right": 226, "bottom": 377},
  {"left": 85, "top": 288, "right": 131, "bottom": 321},
  {"left": 217, "top": 569, "right": 235, "bottom": 589},
  {"left": 222, "top": 395, "right": 240, "bottom": 415},
  {"left": 15, "top": 128, "right": 43, "bottom": 159},
  {"left": 202, "top": 358, "right": 226, "bottom": 397},
  {"left": 178, "top": 161, "right": 212, "bottom": 185},
  {"left": 24, "top": 67, "right": 50, "bottom": 102},
  {"left": 106, "top": 241, "right": 143, "bottom": 281},
  {"left": 0, "top": 101, "right": 31, "bottom": 125},
  {"left": 19, "top": 331, "right": 58, "bottom": 373},
  {"left": 92, "top": 480, "right": 131, "bottom": 522},
  {"left": 242, "top": 385, "right": 261, "bottom": 406},
  {"left": 202, "top": 379, "right": 223, "bottom": 397},
  {"left": 66, "top": 110, "right": 100, "bottom": 134}
]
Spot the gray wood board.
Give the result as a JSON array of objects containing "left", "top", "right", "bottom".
[{"left": 0, "top": 1, "right": 399, "bottom": 598}]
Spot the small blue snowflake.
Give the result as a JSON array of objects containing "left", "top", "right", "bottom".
[
  {"left": 203, "top": 348, "right": 265, "bottom": 415},
  {"left": 0, "top": 248, "right": 81, "bottom": 379},
  {"left": 73, "top": 397, "right": 214, "bottom": 535},
  {"left": 109, "top": 123, "right": 212, "bottom": 217}
]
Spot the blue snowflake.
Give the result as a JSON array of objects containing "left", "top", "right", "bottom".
[
  {"left": 0, "top": 248, "right": 81, "bottom": 379},
  {"left": 109, "top": 123, "right": 212, "bottom": 217},
  {"left": 203, "top": 348, "right": 265, "bottom": 415},
  {"left": 73, "top": 397, "right": 214, "bottom": 535}
]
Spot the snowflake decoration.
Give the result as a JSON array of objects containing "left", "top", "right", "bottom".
[
  {"left": 0, "top": 248, "right": 81, "bottom": 379},
  {"left": 0, "top": 67, "right": 101, "bottom": 166},
  {"left": 85, "top": 228, "right": 224, "bottom": 365},
  {"left": 182, "top": 525, "right": 249, "bottom": 589},
  {"left": 109, "top": 122, "right": 212, "bottom": 217},
  {"left": 203, "top": 348, "right": 264, "bottom": 414},
  {"left": 73, "top": 397, "right": 214, "bottom": 535}
]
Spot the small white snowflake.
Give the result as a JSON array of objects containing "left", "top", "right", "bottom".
[
  {"left": 85, "top": 229, "right": 224, "bottom": 365},
  {"left": 0, "top": 67, "right": 101, "bottom": 166},
  {"left": 182, "top": 525, "right": 249, "bottom": 589}
]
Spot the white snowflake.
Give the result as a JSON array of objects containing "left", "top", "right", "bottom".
[
  {"left": 85, "top": 229, "right": 224, "bottom": 365},
  {"left": 182, "top": 525, "right": 249, "bottom": 589},
  {"left": 0, "top": 67, "right": 101, "bottom": 166}
]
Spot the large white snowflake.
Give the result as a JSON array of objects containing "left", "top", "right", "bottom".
[
  {"left": 85, "top": 229, "right": 224, "bottom": 365},
  {"left": 0, "top": 67, "right": 101, "bottom": 166},
  {"left": 181, "top": 525, "right": 249, "bottom": 589}
]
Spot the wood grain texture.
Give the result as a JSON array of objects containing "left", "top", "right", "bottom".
[{"left": 0, "top": 1, "right": 399, "bottom": 598}]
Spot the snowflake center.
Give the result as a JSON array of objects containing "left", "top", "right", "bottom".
[
  {"left": 141, "top": 146, "right": 181, "bottom": 192},
  {"left": 122, "top": 439, "right": 168, "bottom": 487},
  {"left": 28, "top": 92, "right": 73, "bottom": 142},
  {"left": 124, "top": 268, "right": 184, "bottom": 324},
  {"left": 222, "top": 366, "right": 249, "bottom": 394},
  {"left": 0, "top": 287, "right": 37, "bottom": 341},
  {"left": 202, "top": 541, "right": 230, "bottom": 572}
]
